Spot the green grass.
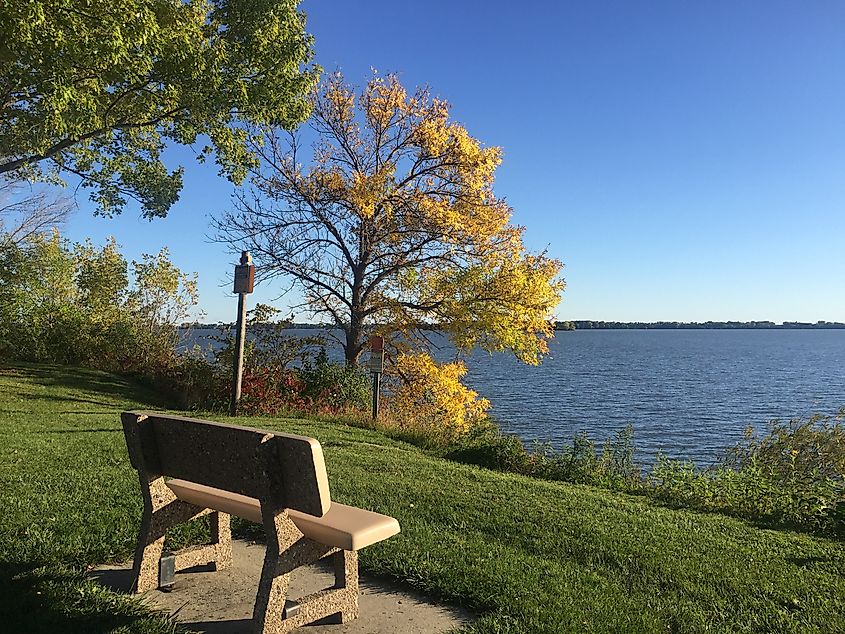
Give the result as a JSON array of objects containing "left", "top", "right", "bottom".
[{"left": 1, "top": 362, "right": 844, "bottom": 633}]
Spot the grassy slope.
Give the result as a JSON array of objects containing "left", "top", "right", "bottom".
[{"left": 0, "top": 363, "right": 843, "bottom": 633}]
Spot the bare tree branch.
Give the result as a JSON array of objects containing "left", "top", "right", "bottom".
[{"left": 0, "top": 178, "right": 75, "bottom": 244}]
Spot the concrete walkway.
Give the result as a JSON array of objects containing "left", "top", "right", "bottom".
[{"left": 93, "top": 540, "right": 472, "bottom": 633}]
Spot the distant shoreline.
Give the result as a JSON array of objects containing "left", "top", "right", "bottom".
[
  {"left": 554, "top": 320, "right": 845, "bottom": 330},
  {"left": 180, "top": 320, "right": 845, "bottom": 330}
]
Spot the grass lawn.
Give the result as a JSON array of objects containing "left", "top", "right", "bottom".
[{"left": 1, "top": 362, "right": 843, "bottom": 633}]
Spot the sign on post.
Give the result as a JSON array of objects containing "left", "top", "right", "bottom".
[{"left": 368, "top": 335, "right": 384, "bottom": 373}]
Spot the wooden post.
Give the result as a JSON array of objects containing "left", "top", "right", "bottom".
[{"left": 230, "top": 251, "right": 255, "bottom": 417}]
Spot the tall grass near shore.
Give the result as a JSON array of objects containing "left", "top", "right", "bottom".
[
  {"left": 649, "top": 412, "right": 845, "bottom": 535},
  {"left": 436, "top": 412, "right": 845, "bottom": 537}
]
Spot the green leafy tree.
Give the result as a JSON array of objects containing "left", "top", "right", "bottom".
[
  {"left": 0, "top": 229, "right": 78, "bottom": 361},
  {"left": 0, "top": 0, "right": 318, "bottom": 218},
  {"left": 0, "top": 230, "right": 199, "bottom": 369}
]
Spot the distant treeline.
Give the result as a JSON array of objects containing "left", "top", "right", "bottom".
[
  {"left": 555, "top": 320, "right": 845, "bottom": 330},
  {"left": 185, "top": 320, "right": 845, "bottom": 332}
]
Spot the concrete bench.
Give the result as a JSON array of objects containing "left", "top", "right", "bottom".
[{"left": 121, "top": 412, "right": 401, "bottom": 633}]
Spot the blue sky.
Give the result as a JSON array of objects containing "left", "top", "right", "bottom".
[{"left": 61, "top": 1, "right": 845, "bottom": 323}]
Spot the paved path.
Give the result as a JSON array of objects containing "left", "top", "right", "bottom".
[{"left": 93, "top": 540, "right": 472, "bottom": 633}]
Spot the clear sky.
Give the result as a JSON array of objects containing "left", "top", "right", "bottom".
[{"left": 61, "top": 1, "right": 845, "bottom": 323}]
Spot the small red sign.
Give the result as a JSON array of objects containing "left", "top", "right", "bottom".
[{"left": 370, "top": 336, "right": 384, "bottom": 352}]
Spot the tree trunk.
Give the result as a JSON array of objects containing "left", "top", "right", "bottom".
[
  {"left": 346, "top": 259, "right": 366, "bottom": 367},
  {"left": 344, "top": 320, "right": 364, "bottom": 367}
]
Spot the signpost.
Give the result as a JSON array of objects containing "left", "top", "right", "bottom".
[
  {"left": 369, "top": 336, "right": 384, "bottom": 420},
  {"left": 230, "top": 251, "right": 255, "bottom": 416}
]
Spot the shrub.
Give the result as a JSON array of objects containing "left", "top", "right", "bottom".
[
  {"left": 190, "top": 306, "right": 369, "bottom": 416},
  {"left": 648, "top": 412, "right": 845, "bottom": 535},
  {"left": 0, "top": 230, "right": 197, "bottom": 378},
  {"left": 239, "top": 365, "right": 310, "bottom": 416},
  {"left": 446, "top": 422, "right": 641, "bottom": 488},
  {"left": 299, "top": 349, "right": 371, "bottom": 413},
  {"left": 387, "top": 352, "right": 490, "bottom": 441},
  {"left": 549, "top": 425, "right": 641, "bottom": 488},
  {"left": 164, "top": 351, "right": 229, "bottom": 411},
  {"left": 212, "top": 303, "right": 326, "bottom": 374},
  {"left": 446, "top": 420, "right": 536, "bottom": 474}
]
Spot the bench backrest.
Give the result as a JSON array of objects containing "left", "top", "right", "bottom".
[{"left": 121, "top": 412, "right": 331, "bottom": 517}]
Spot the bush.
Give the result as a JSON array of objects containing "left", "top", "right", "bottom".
[
  {"left": 648, "top": 412, "right": 845, "bottom": 535},
  {"left": 179, "top": 306, "right": 371, "bottom": 416},
  {"left": 446, "top": 421, "right": 535, "bottom": 473},
  {"left": 164, "top": 351, "right": 230, "bottom": 411},
  {"left": 0, "top": 230, "right": 197, "bottom": 377},
  {"left": 239, "top": 365, "right": 310, "bottom": 415},
  {"left": 299, "top": 349, "right": 371, "bottom": 413},
  {"left": 387, "top": 352, "right": 490, "bottom": 441},
  {"left": 548, "top": 425, "right": 640, "bottom": 488},
  {"left": 446, "top": 422, "right": 641, "bottom": 488}
]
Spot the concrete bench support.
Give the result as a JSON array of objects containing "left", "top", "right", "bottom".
[{"left": 121, "top": 412, "right": 399, "bottom": 633}]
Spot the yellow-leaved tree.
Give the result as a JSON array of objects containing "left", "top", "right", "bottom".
[{"left": 215, "top": 72, "right": 563, "bottom": 431}]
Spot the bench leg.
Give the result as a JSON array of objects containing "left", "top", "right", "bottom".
[
  {"left": 252, "top": 543, "right": 293, "bottom": 634},
  {"left": 211, "top": 511, "right": 233, "bottom": 571},
  {"left": 133, "top": 523, "right": 165, "bottom": 593},
  {"left": 332, "top": 550, "right": 359, "bottom": 623},
  {"left": 131, "top": 476, "right": 208, "bottom": 593},
  {"left": 253, "top": 510, "right": 299, "bottom": 633},
  {"left": 132, "top": 477, "right": 174, "bottom": 592},
  {"left": 253, "top": 511, "right": 352, "bottom": 634}
]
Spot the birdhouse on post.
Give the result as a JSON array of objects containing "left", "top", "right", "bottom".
[{"left": 233, "top": 253, "right": 255, "bottom": 294}]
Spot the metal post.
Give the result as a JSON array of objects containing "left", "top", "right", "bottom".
[
  {"left": 371, "top": 371, "right": 381, "bottom": 421},
  {"left": 368, "top": 335, "right": 384, "bottom": 421},
  {"left": 230, "top": 291, "right": 247, "bottom": 416},
  {"left": 230, "top": 251, "right": 254, "bottom": 417}
]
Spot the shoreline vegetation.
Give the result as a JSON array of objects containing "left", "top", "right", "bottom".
[
  {"left": 555, "top": 320, "right": 845, "bottom": 330},
  {"left": 2, "top": 233, "right": 842, "bottom": 538}
]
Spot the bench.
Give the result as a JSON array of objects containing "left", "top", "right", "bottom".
[{"left": 121, "top": 412, "right": 401, "bottom": 633}]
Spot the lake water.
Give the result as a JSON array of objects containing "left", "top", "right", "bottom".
[{"left": 181, "top": 328, "right": 845, "bottom": 465}]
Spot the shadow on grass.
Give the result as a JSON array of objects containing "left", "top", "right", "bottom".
[
  {"left": 25, "top": 393, "right": 122, "bottom": 407},
  {"left": 0, "top": 561, "right": 177, "bottom": 633},
  {"left": 89, "top": 566, "right": 134, "bottom": 592},
  {"left": 2, "top": 410, "right": 117, "bottom": 416},
  {"left": 785, "top": 555, "right": 832, "bottom": 568},
  {"left": 38, "top": 428, "right": 119, "bottom": 434},
  {"left": 3, "top": 362, "right": 170, "bottom": 409}
]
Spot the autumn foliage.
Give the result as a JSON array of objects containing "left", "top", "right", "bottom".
[
  {"left": 389, "top": 352, "right": 490, "bottom": 439},
  {"left": 216, "top": 73, "right": 563, "bottom": 364},
  {"left": 215, "top": 72, "right": 563, "bottom": 434}
]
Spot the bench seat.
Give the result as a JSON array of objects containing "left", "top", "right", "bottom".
[{"left": 166, "top": 479, "right": 400, "bottom": 551}]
